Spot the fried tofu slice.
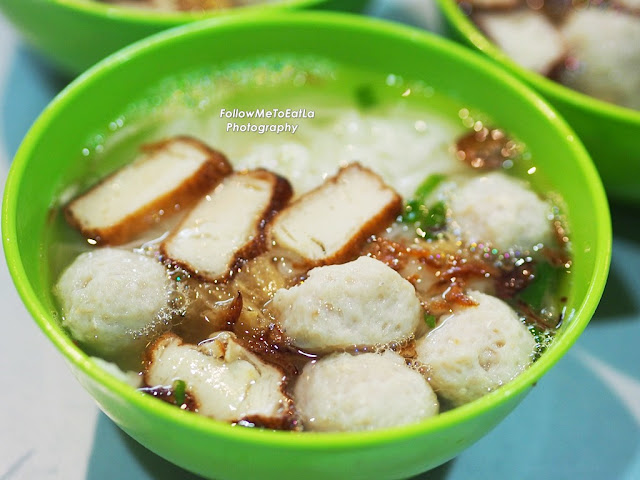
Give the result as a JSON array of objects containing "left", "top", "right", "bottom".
[
  {"left": 268, "top": 163, "right": 402, "bottom": 265},
  {"left": 161, "top": 169, "right": 292, "bottom": 282},
  {"left": 475, "top": 9, "right": 566, "bottom": 75},
  {"left": 64, "top": 136, "right": 232, "bottom": 245}
]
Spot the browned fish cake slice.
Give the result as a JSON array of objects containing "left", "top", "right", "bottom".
[
  {"left": 474, "top": 9, "right": 567, "bottom": 76},
  {"left": 268, "top": 163, "right": 402, "bottom": 266},
  {"left": 161, "top": 169, "right": 292, "bottom": 282},
  {"left": 65, "top": 136, "right": 232, "bottom": 245}
]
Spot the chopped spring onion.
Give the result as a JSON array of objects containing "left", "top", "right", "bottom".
[{"left": 172, "top": 379, "right": 187, "bottom": 406}]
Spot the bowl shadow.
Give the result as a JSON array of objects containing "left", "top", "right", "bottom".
[
  {"left": 590, "top": 203, "right": 640, "bottom": 321},
  {"left": 88, "top": 413, "right": 206, "bottom": 479}
]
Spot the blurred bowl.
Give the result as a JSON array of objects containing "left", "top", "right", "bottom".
[
  {"left": 0, "top": 0, "right": 367, "bottom": 75},
  {"left": 2, "top": 12, "right": 611, "bottom": 480},
  {"left": 436, "top": 0, "right": 640, "bottom": 203}
]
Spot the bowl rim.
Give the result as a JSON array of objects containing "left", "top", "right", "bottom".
[
  {"left": 2, "top": 10, "right": 612, "bottom": 449},
  {"left": 435, "top": 0, "right": 640, "bottom": 125},
  {"left": 49, "top": 0, "right": 330, "bottom": 25}
]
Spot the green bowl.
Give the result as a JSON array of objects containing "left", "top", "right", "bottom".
[
  {"left": 436, "top": 0, "right": 640, "bottom": 204},
  {"left": 0, "top": 0, "right": 367, "bottom": 76},
  {"left": 2, "top": 12, "right": 611, "bottom": 480}
]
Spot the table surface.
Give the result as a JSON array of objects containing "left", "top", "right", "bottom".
[{"left": 1, "top": 1, "right": 639, "bottom": 479}]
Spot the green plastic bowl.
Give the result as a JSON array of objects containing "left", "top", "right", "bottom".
[
  {"left": 2, "top": 12, "right": 611, "bottom": 480},
  {"left": 0, "top": 0, "right": 367, "bottom": 75},
  {"left": 436, "top": 0, "right": 640, "bottom": 204}
]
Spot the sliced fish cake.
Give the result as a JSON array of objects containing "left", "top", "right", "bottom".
[
  {"left": 475, "top": 9, "right": 566, "bottom": 75},
  {"left": 161, "top": 169, "right": 292, "bottom": 282},
  {"left": 268, "top": 163, "right": 402, "bottom": 265},
  {"left": 65, "top": 136, "right": 232, "bottom": 245},
  {"left": 558, "top": 9, "right": 640, "bottom": 110}
]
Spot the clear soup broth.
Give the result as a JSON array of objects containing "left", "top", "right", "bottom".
[{"left": 46, "top": 55, "right": 572, "bottom": 431}]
